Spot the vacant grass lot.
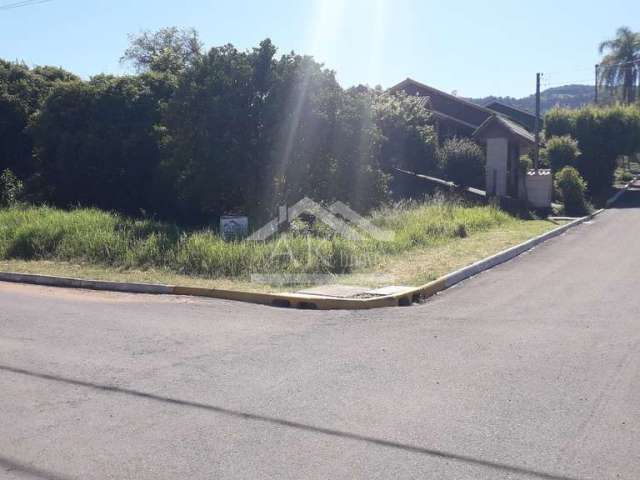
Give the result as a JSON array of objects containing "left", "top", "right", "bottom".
[{"left": 0, "top": 200, "right": 559, "bottom": 291}]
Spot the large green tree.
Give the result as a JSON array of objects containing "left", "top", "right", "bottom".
[
  {"left": 369, "top": 89, "right": 436, "bottom": 174},
  {"left": 157, "top": 40, "right": 277, "bottom": 222},
  {"left": 121, "top": 27, "right": 203, "bottom": 75},
  {"left": 599, "top": 27, "right": 640, "bottom": 104},
  {"left": 159, "top": 39, "right": 393, "bottom": 222}
]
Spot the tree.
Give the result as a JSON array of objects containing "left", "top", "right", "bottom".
[
  {"left": 4, "top": 34, "right": 441, "bottom": 223},
  {"left": 0, "top": 60, "right": 78, "bottom": 182},
  {"left": 159, "top": 39, "right": 392, "bottom": 222},
  {"left": 264, "top": 55, "right": 388, "bottom": 214},
  {"left": 438, "top": 137, "right": 485, "bottom": 188},
  {"left": 545, "top": 135, "right": 580, "bottom": 173},
  {"left": 158, "top": 41, "right": 278, "bottom": 223},
  {"left": 370, "top": 89, "right": 437, "bottom": 174},
  {"left": 0, "top": 169, "right": 23, "bottom": 207},
  {"left": 121, "top": 27, "right": 203, "bottom": 74},
  {"left": 33, "top": 73, "right": 176, "bottom": 214},
  {"left": 599, "top": 27, "right": 640, "bottom": 104}
]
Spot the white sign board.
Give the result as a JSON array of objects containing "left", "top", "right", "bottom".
[{"left": 220, "top": 215, "right": 248, "bottom": 241}]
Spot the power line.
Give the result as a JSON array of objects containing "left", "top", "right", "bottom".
[
  {"left": 0, "top": 0, "right": 53, "bottom": 11},
  {"left": 542, "top": 65, "right": 596, "bottom": 76},
  {"left": 542, "top": 58, "right": 640, "bottom": 80},
  {"left": 0, "top": 0, "right": 50, "bottom": 7}
]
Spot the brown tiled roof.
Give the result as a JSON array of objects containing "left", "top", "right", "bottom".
[{"left": 389, "top": 78, "right": 494, "bottom": 129}]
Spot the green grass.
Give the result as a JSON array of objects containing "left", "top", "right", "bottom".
[
  {"left": 0, "top": 199, "right": 558, "bottom": 290},
  {"left": 361, "top": 219, "right": 557, "bottom": 286}
]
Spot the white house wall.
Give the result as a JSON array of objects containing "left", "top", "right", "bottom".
[
  {"left": 525, "top": 172, "right": 553, "bottom": 208},
  {"left": 485, "top": 137, "right": 509, "bottom": 197}
]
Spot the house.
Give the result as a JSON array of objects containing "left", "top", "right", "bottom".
[
  {"left": 473, "top": 114, "right": 536, "bottom": 201},
  {"left": 390, "top": 78, "right": 552, "bottom": 208},
  {"left": 389, "top": 78, "right": 495, "bottom": 139}
]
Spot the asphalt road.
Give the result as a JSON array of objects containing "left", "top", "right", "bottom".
[{"left": 2, "top": 190, "right": 640, "bottom": 480}]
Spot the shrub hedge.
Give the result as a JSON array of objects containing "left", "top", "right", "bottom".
[
  {"left": 545, "top": 135, "right": 580, "bottom": 174},
  {"left": 545, "top": 105, "right": 640, "bottom": 195}
]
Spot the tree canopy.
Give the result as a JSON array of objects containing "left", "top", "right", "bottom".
[
  {"left": 599, "top": 27, "right": 640, "bottom": 104},
  {"left": 0, "top": 31, "right": 438, "bottom": 225},
  {"left": 121, "top": 27, "right": 204, "bottom": 75}
]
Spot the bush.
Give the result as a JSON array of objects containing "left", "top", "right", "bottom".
[
  {"left": 544, "top": 107, "right": 576, "bottom": 138},
  {"left": 518, "top": 155, "right": 533, "bottom": 174},
  {"left": 0, "top": 169, "right": 24, "bottom": 207},
  {"left": 620, "top": 170, "right": 635, "bottom": 182},
  {"left": 438, "top": 137, "right": 485, "bottom": 188},
  {"left": 555, "top": 167, "right": 589, "bottom": 216},
  {"left": 544, "top": 105, "right": 640, "bottom": 195},
  {"left": 545, "top": 135, "right": 580, "bottom": 173}
]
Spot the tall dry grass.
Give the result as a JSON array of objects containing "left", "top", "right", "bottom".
[{"left": 0, "top": 198, "right": 514, "bottom": 279}]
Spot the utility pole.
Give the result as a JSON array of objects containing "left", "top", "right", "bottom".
[
  {"left": 534, "top": 72, "right": 542, "bottom": 173},
  {"left": 594, "top": 64, "right": 599, "bottom": 105}
]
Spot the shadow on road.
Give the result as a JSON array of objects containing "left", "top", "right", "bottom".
[
  {"left": 0, "top": 453, "right": 73, "bottom": 480},
  {"left": 0, "top": 364, "right": 582, "bottom": 480},
  {"left": 609, "top": 186, "right": 640, "bottom": 209}
]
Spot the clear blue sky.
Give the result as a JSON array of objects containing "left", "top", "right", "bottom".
[{"left": 2, "top": 0, "right": 639, "bottom": 98}]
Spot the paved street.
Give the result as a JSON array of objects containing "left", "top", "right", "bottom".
[{"left": 1, "top": 190, "right": 640, "bottom": 479}]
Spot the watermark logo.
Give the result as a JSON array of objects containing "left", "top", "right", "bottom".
[
  {"left": 248, "top": 197, "right": 394, "bottom": 242},
  {"left": 249, "top": 197, "right": 395, "bottom": 286}
]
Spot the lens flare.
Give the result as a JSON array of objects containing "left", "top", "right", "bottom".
[{"left": 273, "top": 0, "right": 389, "bottom": 210}]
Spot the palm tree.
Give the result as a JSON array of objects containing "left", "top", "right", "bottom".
[{"left": 598, "top": 27, "right": 640, "bottom": 104}]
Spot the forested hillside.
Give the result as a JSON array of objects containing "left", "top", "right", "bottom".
[{"left": 469, "top": 84, "right": 595, "bottom": 114}]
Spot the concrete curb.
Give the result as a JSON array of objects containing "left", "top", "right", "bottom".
[
  {"left": 0, "top": 180, "right": 633, "bottom": 310},
  {"left": 434, "top": 210, "right": 602, "bottom": 293},
  {"left": 0, "top": 271, "right": 174, "bottom": 294},
  {"left": 428, "top": 175, "right": 639, "bottom": 299},
  {"left": 0, "top": 271, "right": 398, "bottom": 310}
]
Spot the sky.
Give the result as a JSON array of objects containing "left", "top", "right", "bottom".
[{"left": 1, "top": 0, "right": 639, "bottom": 98}]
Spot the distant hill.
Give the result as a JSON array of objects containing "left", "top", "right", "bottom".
[{"left": 468, "top": 84, "right": 595, "bottom": 114}]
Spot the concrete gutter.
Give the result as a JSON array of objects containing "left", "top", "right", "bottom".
[{"left": 0, "top": 180, "right": 634, "bottom": 310}]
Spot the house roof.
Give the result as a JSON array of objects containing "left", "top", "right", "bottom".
[
  {"left": 389, "top": 78, "right": 494, "bottom": 129},
  {"left": 485, "top": 101, "right": 541, "bottom": 132},
  {"left": 473, "top": 114, "right": 535, "bottom": 145}
]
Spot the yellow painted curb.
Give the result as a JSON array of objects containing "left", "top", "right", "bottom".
[
  {"left": 414, "top": 278, "right": 447, "bottom": 299},
  {"left": 171, "top": 285, "right": 401, "bottom": 310},
  {"left": 170, "top": 277, "right": 446, "bottom": 310}
]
